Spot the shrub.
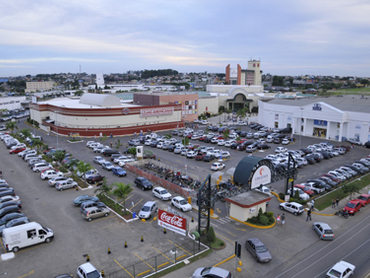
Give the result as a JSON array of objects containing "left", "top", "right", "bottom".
[
  {"left": 279, "top": 193, "right": 285, "bottom": 200},
  {"left": 258, "top": 208, "right": 263, "bottom": 218},
  {"left": 266, "top": 211, "right": 274, "bottom": 218},
  {"left": 259, "top": 215, "right": 268, "bottom": 225},
  {"left": 207, "top": 226, "right": 215, "bottom": 243},
  {"left": 268, "top": 218, "right": 275, "bottom": 224},
  {"left": 294, "top": 190, "right": 300, "bottom": 200},
  {"left": 248, "top": 216, "right": 258, "bottom": 224}
]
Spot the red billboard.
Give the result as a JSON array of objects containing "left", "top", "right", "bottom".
[
  {"left": 140, "top": 107, "right": 174, "bottom": 117},
  {"left": 158, "top": 209, "right": 187, "bottom": 236}
]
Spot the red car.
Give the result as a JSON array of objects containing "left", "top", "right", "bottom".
[
  {"left": 321, "top": 173, "right": 341, "bottom": 183},
  {"left": 198, "top": 136, "right": 206, "bottom": 141},
  {"left": 294, "top": 184, "right": 315, "bottom": 197},
  {"left": 343, "top": 200, "right": 362, "bottom": 215},
  {"left": 354, "top": 194, "right": 370, "bottom": 207},
  {"left": 9, "top": 147, "right": 26, "bottom": 154}
]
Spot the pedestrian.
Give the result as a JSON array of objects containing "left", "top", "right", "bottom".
[
  {"left": 276, "top": 214, "right": 281, "bottom": 226},
  {"left": 332, "top": 199, "right": 336, "bottom": 208},
  {"left": 110, "top": 142, "right": 113, "bottom": 148},
  {"left": 306, "top": 209, "right": 312, "bottom": 222},
  {"left": 281, "top": 213, "right": 286, "bottom": 227},
  {"left": 311, "top": 199, "right": 315, "bottom": 211},
  {"left": 336, "top": 197, "right": 339, "bottom": 207}
]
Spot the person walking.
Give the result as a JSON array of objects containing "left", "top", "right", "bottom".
[
  {"left": 281, "top": 213, "right": 286, "bottom": 227},
  {"left": 311, "top": 199, "right": 315, "bottom": 211},
  {"left": 336, "top": 197, "right": 339, "bottom": 207},
  {"left": 332, "top": 199, "right": 336, "bottom": 208},
  {"left": 276, "top": 214, "right": 281, "bottom": 226},
  {"left": 306, "top": 209, "right": 312, "bottom": 222}
]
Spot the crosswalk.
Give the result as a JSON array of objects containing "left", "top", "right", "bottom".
[{"left": 212, "top": 216, "right": 233, "bottom": 227}]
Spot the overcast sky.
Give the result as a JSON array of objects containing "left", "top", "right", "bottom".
[{"left": 1, "top": 0, "right": 370, "bottom": 77}]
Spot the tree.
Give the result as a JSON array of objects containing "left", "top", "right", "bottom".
[
  {"left": 53, "top": 150, "right": 66, "bottom": 164},
  {"left": 112, "top": 182, "right": 133, "bottom": 212},
  {"left": 207, "top": 226, "right": 215, "bottom": 242},
  {"left": 236, "top": 108, "right": 247, "bottom": 120},
  {"left": 32, "top": 138, "right": 44, "bottom": 153},
  {"left": 100, "top": 134, "right": 108, "bottom": 143},
  {"left": 115, "top": 139, "right": 122, "bottom": 150},
  {"left": 74, "top": 90, "right": 84, "bottom": 96},
  {"left": 76, "top": 161, "right": 93, "bottom": 185},
  {"left": 164, "top": 133, "right": 172, "bottom": 140},
  {"left": 128, "top": 147, "right": 137, "bottom": 158},
  {"left": 5, "top": 121, "right": 18, "bottom": 134},
  {"left": 342, "top": 183, "right": 361, "bottom": 199},
  {"left": 94, "top": 178, "right": 112, "bottom": 197},
  {"left": 19, "top": 128, "right": 32, "bottom": 140},
  {"left": 182, "top": 137, "right": 189, "bottom": 146},
  {"left": 223, "top": 130, "right": 230, "bottom": 140}
]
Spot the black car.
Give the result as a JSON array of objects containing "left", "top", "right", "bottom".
[
  {"left": 307, "top": 179, "right": 331, "bottom": 191},
  {"left": 0, "top": 205, "right": 21, "bottom": 218},
  {"left": 318, "top": 151, "right": 330, "bottom": 159},
  {"left": 203, "top": 154, "right": 215, "bottom": 162},
  {"left": 102, "top": 149, "right": 120, "bottom": 156},
  {"left": 237, "top": 144, "right": 247, "bottom": 151},
  {"left": 150, "top": 141, "right": 158, "bottom": 148},
  {"left": 168, "top": 145, "right": 176, "bottom": 152},
  {"left": 256, "top": 143, "right": 271, "bottom": 150},
  {"left": 171, "top": 130, "right": 178, "bottom": 136},
  {"left": 0, "top": 212, "right": 25, "bottom": 226},
  {"left": 364, "top": 141, "right": 370, "bottom": 148},
  {"left": 230, "top": 143, "right": 240, "bottom": 149},
  {"left": 86, "top": 175, "right": 105, "bottom": 184},
  {"left": 204, "top": 138, "right": 212, "bottom": 143},
  {"left": 240, "top": 131, "right": 247, "bottom": 137},
  {"left": 305, "top": 155, "right": 316, "bottom": 164},
  {"left": 134, "top": 177, "right": 153, "bottom": 191}
]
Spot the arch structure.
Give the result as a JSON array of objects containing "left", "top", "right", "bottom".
[
  {"left": 233, "top": 156, "right": 274, "bottom": 189},
  {"left": 226, "top": 87, "right": 254, "bottom": 111}
]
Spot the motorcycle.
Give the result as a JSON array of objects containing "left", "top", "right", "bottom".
[{"left": 335, "top": 209, "right": 349, "bottom": 219}]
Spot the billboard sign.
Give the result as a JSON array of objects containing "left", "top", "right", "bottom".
[
  {"left": 158, "top": 209, "right": 187, "bottom": 236},
  {"left": 251, "top": 165, "right": 271, "bottom": 189},
  {"left": 140, "top": 107, "right": 174, "bottom": 117}
]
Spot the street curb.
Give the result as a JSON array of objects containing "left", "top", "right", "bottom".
[
  {"left": 229, "top": 215, "right": 276, "bottom": 229},
  {"left": 213, "top": 254, "right": 236, "bottom": 267},
  {"left": 272, "top": 191, "right": 285, "bottom": 203}
]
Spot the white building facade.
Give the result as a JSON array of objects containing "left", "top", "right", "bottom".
[{"left": 258, "top": 96, "right": 370, "bottom": 144}]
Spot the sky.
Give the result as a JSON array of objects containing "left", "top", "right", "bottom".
[{"left": 1, "top": 0, "right": 370, "bottom": 77}]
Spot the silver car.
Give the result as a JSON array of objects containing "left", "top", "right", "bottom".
[
  {"left": 192, "top": 267, "right": 232, "bottom": 278},
  {"left": 55, "top": 180, "right": 78, "bottom": 191},
  {"left": 138, "top": 201, "right": 158, "bottom": 219},
  {"left": 245, "top": 238, "right": 272, "bottom": 263},
  {"left": 312, "top": 222, "right": 334, "bottom": 240}
]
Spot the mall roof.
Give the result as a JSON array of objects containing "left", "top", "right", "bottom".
[
  {"left": 266, "top": 95, "right": 370, "bottom": 113},
  {"left": 79, "top": 93, "right": 121, "bottom": 107},
  {"left": 37, "top": 96, "right": 140, "bottom": 108}
]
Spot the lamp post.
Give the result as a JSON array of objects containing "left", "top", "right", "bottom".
[
  {"left": 55, "top": 111, "right": 59, "bottom": 149},
  {"left": 299, "top": 108, "right": 303, "bottom": 150}
]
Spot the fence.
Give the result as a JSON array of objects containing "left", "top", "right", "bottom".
[{"left": 107, "top": 240, "right": 208, "bottom": 278}]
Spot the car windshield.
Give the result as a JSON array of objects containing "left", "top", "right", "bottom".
[
  {"left": 328, "top": 269, "right": 341, "bottom": 277},
  {"left": 256, "top": 245, "right": 268, "bottom": 253},
  {"left": 160, "top": 190, "right": 168, "bottom": 194},
  {"left": 179, "top": 200, "right": 188, "bottom": 205},
  {"left": 303, "top": 186, "right": 310, "bottom": 191},
  {"left": 141, "top": 206, "right": 150, "bottom": 212},
  {"left": 358, "top": 196, "right": 366, "bottom": 201},
  {"left": 346, "top": 203, "right": 356, "bottom": 208},
  {"left": 86, "top": 270, "right": 101, "bottom": 278},
  {"left": 201, "top": 267, "right": 212, "bottom": 275}
]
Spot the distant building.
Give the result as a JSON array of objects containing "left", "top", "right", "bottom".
[
  {"left": 225, "top": 59, "right": 262, "bottom": 86},
  {"left": 26, "top": 81, "right": 54, "bottom": 93}
]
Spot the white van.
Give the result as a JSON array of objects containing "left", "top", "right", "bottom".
[{"left": 2, "top": 222, "right": 54, "bottom": 252}]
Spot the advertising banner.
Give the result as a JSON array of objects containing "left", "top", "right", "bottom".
[
  {"left": 158, "top": 209, "right": 187, "bottom": 236},
  {"left": 251, "top": 165, "right": 271, "bottom": 189},
  {"left": 140, "top": 107, "right": 174, "bottom": 117}
]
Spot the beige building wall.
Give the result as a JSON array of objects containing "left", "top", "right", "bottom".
[
  {"left": 197, "top": 97, "right": 219, "bottom": 115},
  {"left": 26, "top": 81, "right": 54, "bottom": 93},
  {"left": 229, "top": 203, "right": 267, "bottom": 222},
  {"left": 247, "top": 60, "right": 262, "bottom": 86}
]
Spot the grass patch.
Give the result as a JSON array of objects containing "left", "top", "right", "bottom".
[
  {"left": 200, "top": 235, "right": 225, "bottom": 249},
  {"left": 98, "top": 194, "right": 132, "bottom": 218},
  {"left": 315, "top": 174, "right": 370, "bottom": 211},
  {"left": 326, "top": 88, "right": 370, "bottom": 95},
  {"left": 149, "top": 248, "right": 212, "bottom": 278}
]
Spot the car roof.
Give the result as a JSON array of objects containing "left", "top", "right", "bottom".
[
  {"left": 143, "top": 201, "right": 156, "bottom": 206},
  {"left": 313, "top": 222, "right": 331, "bottom": 229},
  {"left": 248, "top": 238, "right": 264, "bottom": 246},
  {"left": 154, "top": 186, "right": 165, "bottom": 190},
  {"left": 79, "top": 262, "right": 98, "bottom": 272},
  {"left": 287, "top": 202, "right": 303, "bottom": 206}
]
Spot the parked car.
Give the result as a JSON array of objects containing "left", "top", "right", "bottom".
[
  {"left": 93, "top": 156, "right": 105, "bottom": 164},
  {"left": 294, "top": 184, "right": 315, "bottom": 197},
  {"left": 40, "top": 169, "right": 63, "bottom": 180},
  {"left": 287, "top": 188, "right": 310, "bottom": 200},
  {"left": 102, "top": 161, "right": 115, "bottom": 171},
  {"left": 191, "top": 267, "right": 232, "bottom": 278},
  {"left": 77, "top": 263, "right": 103, "bottom": 278},
  {"left": 343, "top": 200, "right": 362, "bottom": 215},
  {"left": 312, "top": 222, "right": 334, "bottom": 240},
  {"left": 79, "top": 201, "right": 107, "bottom": 213},
  {"left": 73, "top": 195, "right": 99, "bottom": 206},
  {"left": 86, "top": 175, "right": 105, "bottom": 184},
  {"left": 48, "top": 177, "right": 73, "bottom": 187},
  {"left": 211, "top": 162, "right": 225, "bottom": 171},
  {"left": 134, "top": 177, "right": 153, "bottom": 191},
  {"left": 326, "top": 261, "right": 355, "bottom": 278},
  {"left": 0, "top": 217, "right": 29, "bottom": 236},
  {"left": 354, "top": 194, "right": 370, "bottom": 207},
  {"left": 279, "top": 202, "right": 304, "bottom": 215},
  {"left": 138, "top": 201, "right": 158, "bottom": 219},
  {"left": 0, "top": 205, "right": 21, "bottom": 218},
  {"left": 82, "top": 207, "right": 110, "bottom": 221},
  {"left": 245, "top": 238, "right": 272, "bottom": 263},
  {"left": 55, "top": 180, "right": 78, "bottom": 191},
  {"left": 0, "top": 212, "right": 25, "bottom": 226},
  {"left": 112, "top": 167, "right": 127, "bottom": 177},
  {"left": 152, "top": 187, "right": 172, "bottom": 201}
]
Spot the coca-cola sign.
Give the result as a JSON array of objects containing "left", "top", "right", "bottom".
[{"left": 158, "top": 209, "right": 187, "bottom": 236}]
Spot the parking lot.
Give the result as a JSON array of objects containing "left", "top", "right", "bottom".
[{"left": 1, "top": 119, "right": 370, "bottom": 277}]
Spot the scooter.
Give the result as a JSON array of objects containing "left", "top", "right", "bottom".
[{"left": 335, "top": 209, "right": 349, "bottom": 219}]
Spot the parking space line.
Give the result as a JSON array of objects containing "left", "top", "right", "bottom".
[
  {"left": 114, "top": 259, "right": 134, "bottom": 278},
  {"left": 0, "top": 239, "right": 6, "bottom": 253},
  {"left": 129, "top": 198, "right": 143, "bottom": 210},
  {"left": 134, "top": 252, "right": 155, "bottom": 271},
  {"left": 177, "top": 254, "right": 187, "bottom": 260},
  {"left": 120, "top": 193, "right": 134, "bottom": 205},
  {"left": 166, "top": 239, "right": 192, "bottom": 256},
  {"left": 17, "top": 270, "right": 34, "bottom": 278},
  {"left": 90, "top": 215, "right": 116, "bottom": 223},
  {"left": 152, "top": 246, "right": 174, "bottom": 263},
  {"left": 157, "top": 262, "right": 169, "bottom": 268},
  {"left": 98, "top": 223, "right": 115, "bottom": 230},
  {"left": 215, "top": 232, "right": 234, "bottom": 244},
  {"left": 137, "top": 269, "right": 151, "bottom": 277}
]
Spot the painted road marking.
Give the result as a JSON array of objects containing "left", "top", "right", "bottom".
[
  {"left": 18, "top": 270, "right": 34, "bottom": 278},
  {"left": 152, "top": 246, "right": 174, "bottom": 263},
  {"left": 134, "top": 253, "right": 155, "bottom": 271},
  {"left": 129, "top": 198, "right": 143, "bottom": 210},
  {"left": 114, "top": 259, "right": 134, "bottom": 278}
]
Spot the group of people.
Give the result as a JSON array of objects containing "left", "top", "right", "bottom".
[
  {"left": 332, "top": 197, "right": 340, "bottom": 208},
  {"left": 276, "top": 213, "right": 286, "bottom": 227}
]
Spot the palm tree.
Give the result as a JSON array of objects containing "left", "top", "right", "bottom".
[
  {"left": 76, "top": 161, "right": 93, "bottom": 186},
  {"left": 94, "top": 178, "right": 112, "bottom": 197},
  {"left": 32, "top": 138, "right": 44, "bottom": 153},
  {"left": 19, "top": 128, "right": 32, "bottom": 140},
  {"left": 164, "top": 133, "right": 172, "bottom": 140},
  {"left": 112, "top": 182, "right": 133, "bottom": 213},
  {"left": 182, "top": 137, "right": 189, "bottom": 146},
  {"left": 53, "top": 150, "right": 66, "bottom": 164},
  {"left": 5, "top": 121, "right": 18, "bottom": 134}
]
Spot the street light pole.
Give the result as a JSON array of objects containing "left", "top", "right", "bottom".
[
  {"left": 299, "top": 108, "right": 303, "bottom": 150},
  {"left": 55, "top": 111, "right": 59, "bottom": 149}
]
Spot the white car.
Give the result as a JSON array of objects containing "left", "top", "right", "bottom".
[
  {"left": 326, "top": 261, "right": 355, "bottom": 278},
  {"left": 0, "top": 195, "right": 21, "bottom": 203},
  {"left": 287, "top": 188, "right": 310, "bottom": 201},
  {"left": 211, "top": 162, "right": 225, "bottom": 171},
  {"left": 180, "top": 149, "right": 187, "bottom": 156},
  {"left": 85, "top": 141, "right": 95, "bottom": 147},
  {"left": 40, "top": 169, "right": 64, "bottom": 180},
  {"left": 152, "top": 187, "right": 172, "bottom": 201},
  {"left": 281, "top": 138, "right": 290, "bottom": 145},
  {"left": 93, "top": 156, "right": 105, "bottom": 165},
  {"left": 224, "top": 140, "right": 235, "bottom": 147},
  {"left": 275, "top": 147, "right": 288, "bottom": 153},
  {"left": 266, "top": 154, "right": 276, "bottom": 160},
  {"left": 113, "top": 156, "right": 131, "bottom": 164},
  {"left": 102, "top": 161, "right": 115, "bottom": 171},
  {"left": 118, "top": 158, "right": 135, "bottom": 167},
  {"left": 217, "top": 140, "right": 226, "bottom": 146},
  {"left": 237, "top": 121, "right": 247, "bottom": 125},
  {"left": 48, "top": 177, "right": 74, "bottom": 187},
  {"left": 171, "top": 196, "right": 192, "bottom": 212},
  {"left": 55, "top": 180, "right": 78, "bottom": 191},
  {"left": 221, "top": 151, "right": 230, "bottom": 159},
  {"left": 156, "top": 142, "right": 164, "bottom": 149},
  {"left": 186, "top": 151, "right": 196, "bottom": 158},
  {"left": 254, "top": 186, "right": 272, "bottom": 196},
  {"left": 191, "top": 134, "right": 200, "bottom": 140},
  {"left": 279, "top": 202, "right": 305, "bottom": 215}
]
